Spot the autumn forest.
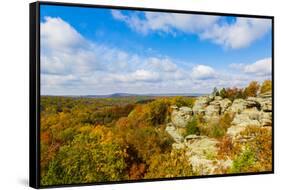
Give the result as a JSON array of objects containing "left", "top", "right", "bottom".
[{"left": 40, "top": 80, "right": 272, "bottom": 186}]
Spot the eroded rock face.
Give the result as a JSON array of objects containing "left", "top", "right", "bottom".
[
  {"left": 204, "top": 104, "right": 220, "bottom": 121},
  {"left": 192, "top": 96, "right": 213, "bottom": 115},
  {"left": 260, "top": 112, "right": 272, "bottom": 127},
  {"left": 220, "top": 98, "right": 232, "bottom": 114},
  {"left": 226, "top": 92, "right": 272, "bottom": 137},
  {"left": 165, "top": 91, "right": 272, "bottom": 175},
  {"left": 226, "top": 99, "right": 248, "bottom": 114},
  {"left": 171, "top": 106, "right": 193, "bottom": 128},
  {"left": 165, "top": 122, "right": 184, "bottom": 143},
  {"left": 184, "top": 135, "right": 232, "bottom": 175}
]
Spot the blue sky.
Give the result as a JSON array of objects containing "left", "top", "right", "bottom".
[{"left": 40, "top": 5, "right": 272, "bottom": 95}]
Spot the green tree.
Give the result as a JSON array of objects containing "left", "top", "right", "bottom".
[
  {"left": 212, "top": 87, "right": 219, "bottom": 96},
  {"left": 219, "top": 88, "right": 227, "bottom": 98}
]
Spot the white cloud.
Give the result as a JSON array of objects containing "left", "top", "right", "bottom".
[
  {"left": 230, "top": 57, "right": 271, "bottom": 76},
  {"left": 201, "top": 18, "right": 271, "bottom": 49},
  {"left": 41, "top": 17, "right": 84, "bottom": 50},
  {"left": 41, "top": 17, "right": 188, "bottom": 95},
  {"left": 113, "top": 69, "right": 161, "bottom": 83},
  {"left": 41, "top": 17, "right": 272, "bottom": 95},
  {"left": 245, "top": 57, "right": 272, "bottom": 75},
  {"left": 146, "top": 57, "right": 178, "bottom": 72},
  {"left": 111, "top": 10, "right": 219, "bottom": 35},
  {"left": 191, "top": 65, "right": 216, "bottom": 80},
  {"left": 111, "top": 11, "right": 271, "bottom": 49}
]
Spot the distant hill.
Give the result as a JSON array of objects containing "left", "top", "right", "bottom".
[{"left": 82, "top": 93, "right": 207, "bottom": 98}]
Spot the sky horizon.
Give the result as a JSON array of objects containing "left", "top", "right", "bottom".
[{"left": 40, "top": 5, "right": 272, "bottom": 95}]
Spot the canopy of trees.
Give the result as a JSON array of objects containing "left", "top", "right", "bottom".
[{"left": 40, "top": 96, "right": 195, "bottom": 185}]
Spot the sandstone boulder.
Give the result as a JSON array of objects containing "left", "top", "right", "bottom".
[
  {"left": 193, "top": 96, "right": 213, "bottom": 115},
  {"left": 227, "top": 107, "right": 261, "bottom": 137},
  {"left": 226, "top": 99, "right": 248, "bottom": 114},
  {"left": 171, "top": 106, "right": 193, "bottom": 128},
  {"left": 260, "top": 112, "right": 272, "bottom": 127},
  {"left": 184, "top": 136, "right": 232, "bottom": 175},
  {"left": 165, "top": 123, "right": 184, "bottom": 143},
  {"left": 204, "top": 104, "right": 220, "bottom": 121},
  {"left": 220, "top": 98, "right": 232, "bottom": 113},
  {"left": 185, "top": 136, "right": 219, "bottom": 156}
]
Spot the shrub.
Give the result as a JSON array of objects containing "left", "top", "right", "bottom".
[
  {"left": 225, "top": 87, "right": 245, "bottom": 101},
  {"left": 260, "top": 80, "right": 272, "bottom": 94},
  {"left": 145, "top": 150, "right": 195, "bottom": 178},
  {"left": 244, "top": 81, "right": 260, "bottom": 97},
  {"left": 200, "top": 122, "right": 225, "bottom": 138},
  {"left": 230, "top": 146, "right": 256, "bottom": 173},
  {"left": 184, "top": 116, "right": 200, "bottom": 136},
  {"left": 219, "top": 88, "right": 227, "bottom": 98},
  {"left": 147, "top": 99, "right": 169, "bottom": 126},
  {"left": 240, "top": 126, "right": 272, "bottom": 171},
  {"left": 219, "top": 113, "right": 234, "bottom": 130},
  {"left": 170, "top": 96, "right": 195, "bottom": 107},
  {"left": 228, "top": 126, "right": 272, "bottom": 173}
]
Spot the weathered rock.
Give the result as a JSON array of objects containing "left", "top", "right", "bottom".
[
  {"left": 185, "top": 136, "right": 219, "bottom": 156},
  {"left": 166, "top": 92, "right": 272, "bottom": 175},
  {"left": 227, "top": 125, "right": 247, "bottom": 137},
  {"left": 185, "top": 134, "right": 204, "bottom": 141},
  {"left": 193, "top": 96, "right": 212, "bottom": 115},
  {"left": 260, "top": 98, "right": 272, "bottom": 112},
  {"left": 260, "top": 112, "right": 272, "bottom": 127},
  {"left": 204, "top": 104, "right": 221, "bottom": 121},
  {"left": 184, "top": 136, "right": 232, "bottom": 175},
  {"left": 165, "top": 123, "right": 184, "bottom": 143},
  {"left": 226, "top": 99, "right": 248, "bottom": 114},
  {"left": 227, "top": 107, "right": 261, "bottom": 137},
  {"left": 245, "top": 97, "right": 261, "bottom": 109},
  {"left": 172, "top": 143, "right": 185, "bottom": 149},
  {"left": 220, "top": 98, "right": 232, "bottom": 113},
  {"left": 171, "top": 106, "right": 193, "bottom": 128},
  {"left": 214, "top": 96, "right": 223, "bottom": 101},
  {"left": 242, "top": 107, "right": 261, "bottom": 120}
]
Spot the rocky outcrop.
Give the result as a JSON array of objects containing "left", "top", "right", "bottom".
[
  {"left": 192, "top": 96, "right": 232, "bottom": 121},
  {"left": 165, "top": 91, "right": 272, "bottom": 175},
  {"left": 226, "top": 92, "right": 272, "bottom": 137},
  {"left": 165, "top": 122, "right": 184, "bottom": 143},
  {"left": 192, "top": 96, "right": 213, "bottom": 115},
  {"left": 226, "top": 99, "right": 248, "bottom": 114},
  {"left": 220, "top": 98, "right": 232, "bottom": 113},
  {"left": 171, "top": 106, "right": 193, "bottom": 128},
  {"left": 173, "top": 135, "right": 232, "bottom": 174}
]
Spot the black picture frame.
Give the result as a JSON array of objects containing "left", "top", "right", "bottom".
[{"left": 30, "top": 1, "right": 274, "bottom": 189}]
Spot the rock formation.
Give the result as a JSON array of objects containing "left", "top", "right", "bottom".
[
  {"left": 165, "top": 91, "right": 272, "bottom": 175},
  {"left": 170, "top": 106, "right": 193, "bottom": 128}
]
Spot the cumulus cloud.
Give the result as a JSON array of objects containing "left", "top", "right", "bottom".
[
  {"left": 201, "top": 18, "right": 271, "bottom": 49},
  {"left": 230, "top": 57, "right": 272, "bottom": 76},
  {"left": 41, "top": 17, "right": 271, "bottom": 95},
  {"left": 111, "top": 10, "right": 219, "bottom": 35},
  {"left": 41, "top": 17, "right": 187, "bottom": 95},
  {"left": 41, "top": 17, "right": 84, "bottom": 50},
  {"left": 191, "top": 65, "right": 216, "bottom": 80},
  {"left": 111, "top": 11, "right": 271, "bottom": 49},
  {"left": 244, "top": 57, "right": 272, "bottom": 75}
]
